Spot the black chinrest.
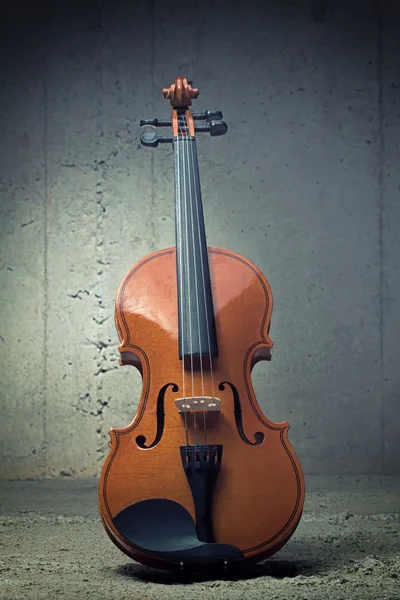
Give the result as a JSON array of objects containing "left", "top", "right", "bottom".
[{"left": 113, "top": 498, "right": 243, "bottom": 565}]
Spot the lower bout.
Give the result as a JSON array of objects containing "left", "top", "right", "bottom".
[
  {"left": 98, "top": 511, "right": 303, "bottom": 573},
  {"left": 98, "top": 487, "right": 304, "bottom": 573},
  {"left": 97, "top": 434, "right": 305, "bottom": 571}
]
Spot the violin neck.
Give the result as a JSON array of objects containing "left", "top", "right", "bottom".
[{"left": 173, "top": 136, "right": 218, "bottom": 361}]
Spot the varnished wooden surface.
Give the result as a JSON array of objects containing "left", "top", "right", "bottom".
[
  {"left": 162, "top": 76, "right": 199, "bottom": 107},
  {"left": 171, "top": 108, "right": 195, "bottom": 137},
  {"left": 98, "top": 247, "right": 305, "bottom": 570}
]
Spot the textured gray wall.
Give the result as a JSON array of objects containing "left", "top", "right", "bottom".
[{"left": 0, "top": 0, "right": 399, "bottom": 479}]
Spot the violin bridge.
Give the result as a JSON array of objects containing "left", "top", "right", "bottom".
[{"left": 174, "top": 396, "right": 221, "bottom": 413}]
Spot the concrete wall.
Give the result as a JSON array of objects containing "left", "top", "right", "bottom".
[{"left": 0, "top": 0, "right": 399, "bottom": 479}]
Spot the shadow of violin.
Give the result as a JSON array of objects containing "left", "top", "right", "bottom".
[
  {"left": 112, "top": 555, "right": 315, "bottom": 584},
  {"left": 109, "top": 522, "right": 395, "bottom": 585}
]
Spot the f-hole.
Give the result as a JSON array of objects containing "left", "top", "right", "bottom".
[
  {"left": 219, "top": 381, "right": 264, "bottom": 445},
  {"left": 136, "top": 382, "right": 178, "bottom": 449}
]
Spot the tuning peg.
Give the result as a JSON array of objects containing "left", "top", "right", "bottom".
[
  {"left": 192, "top": 110, "right": 223, "bottom": 122},
  {"left": 140, "top": 118, "right": 172, "bottom": 127},
  {"left": 195, "top": 120, "right": 228, "bottom": 137},
  {"left": 209, "top": 120, "right": 227, "bottom": 136},
  {"left": 140, "top": 130, "right": 173, "bottom": 147},
  {"left": 206, "top": 110, "right": 223, "bottom": 121}
]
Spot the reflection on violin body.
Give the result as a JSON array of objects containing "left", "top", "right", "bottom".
[{"left": 98, "top": 77, "right": 305, "bottom": 572}]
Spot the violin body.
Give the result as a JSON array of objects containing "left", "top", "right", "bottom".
[
  {"left": 98, "top": 77, "right": 305, "bottom": 572},
  {"left": 99, "top": 247, "right": 304, "bottom": 570}
]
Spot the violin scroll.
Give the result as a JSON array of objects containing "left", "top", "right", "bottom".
[
  {"left": 140, "top": 76, "right": 227, "bottom": 145},
  {"left": 162, "top": 76, "right": 199, "bottom": 107}
]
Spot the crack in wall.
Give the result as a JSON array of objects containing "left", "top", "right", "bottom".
[
  {"left": 89, "top": 1, "right": 112, "bottom": 473},
  {"left": 73, "top": 392, "right": 109, "bottom": 417},
  {"left": 42, "top": 6, "right": 49, "bottom": 477},
  {"left": 94, "top": 342, "right": 119, "bottom": 377},
  {"left": 376, "top": 0, "right": 384, "bottom": 473},
  {"left": 21, "top": 217, "right": 38, "bottom": 228},
  {"left": 93, "top": 173, "right": 109, "bottom": 471},
  {"left": 67, "top": 290, "right": 90, "bottom": 299}
]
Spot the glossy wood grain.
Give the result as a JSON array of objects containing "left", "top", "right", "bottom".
[
  {"left": 98, "top": 246, "right": 305, "bottom": 570},
  {"left": 163, "top": 76, "right": 199, "bottom": 108}
]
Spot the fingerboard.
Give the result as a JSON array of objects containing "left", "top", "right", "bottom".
[{"left": 173, "top": 130, "right": 218, "bottom": 362}]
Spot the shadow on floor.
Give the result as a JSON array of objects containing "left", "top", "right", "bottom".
[
  {"left": 107, "top": 524, "right": 397, "bottom": 585},
  {"left": 111, "top": 557, "right": 310, "bottom": 584},
  {"left": 107, "top": 535, "right": 332, "bottom": 585}
]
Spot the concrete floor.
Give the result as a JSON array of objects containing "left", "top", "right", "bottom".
[{"left": 0, "top": 476, "right": 399, "bottom": 599}]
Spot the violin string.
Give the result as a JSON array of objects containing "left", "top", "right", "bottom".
[
  {"left": 183, "top": 113, "right": 207, "bottom": 447},
  {"left": 185, "top": 113, "right": 215, "bottom": 447},
  {"left": 176, "top": 115, "right": 189, "bottom": 448},
  {"left": 179, "top": 113, "right": 198, "bottom": 448}
]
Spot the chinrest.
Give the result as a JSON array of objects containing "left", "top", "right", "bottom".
[{"left": 113, "top": 498, "right": 243, "bottom": 565}]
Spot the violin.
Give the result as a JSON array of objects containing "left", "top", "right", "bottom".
[{"left": 98, "top": 77, "right": 305, "bottom": 572}]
